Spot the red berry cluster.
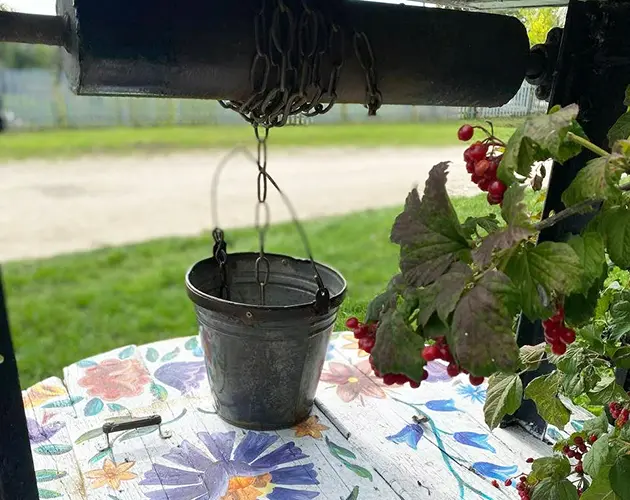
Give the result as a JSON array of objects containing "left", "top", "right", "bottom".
[
  {"left": 609, "top": 402, "right": 630, "bottom": 427},
  {"left": 346, "top": 317, "right": 427, "bottom": 388},
  {"left": 422, "top": 337, "right": 485, "bottom": 386},
  {"left": 458, "top": 124, "right": 508, "bottom": 206},
  {"left": 561, "top": 435, "right": 593, "bottom": 478},
  {"left": 515, "top": 474, "right": 532, "bottom": 500},
  {"left": 542, "top": 306, "right": 576, "bottom": 356}
]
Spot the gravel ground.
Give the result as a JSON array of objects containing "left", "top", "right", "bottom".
[{"left": 0, "top": 146, "right": 476, "bottom": 262}]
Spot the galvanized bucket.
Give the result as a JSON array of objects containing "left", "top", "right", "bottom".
[{"left": 186, "top": 252, "right": 346, "bottom": 430}]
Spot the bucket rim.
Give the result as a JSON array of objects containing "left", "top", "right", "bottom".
[{"left": 185, "top": 252, "right": 347, "bottom": 315}]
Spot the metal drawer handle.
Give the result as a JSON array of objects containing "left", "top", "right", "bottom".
[{"left": 99, "top": 415, "right": 172, "bottom": 451}]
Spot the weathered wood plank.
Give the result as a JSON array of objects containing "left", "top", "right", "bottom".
[
  {"left": 68, "top": 396, "right": 395, "bottom": 499},
  {"left": 22, "top": 377, "right": 86, "bottom": 500}
]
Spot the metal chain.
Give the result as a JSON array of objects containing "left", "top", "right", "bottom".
[
  {"left": 254, "top": 126, "right": 271, "bottom": 304},
  {"left": 353, "top": 31, "right": 382, "bottom": 116},
  {"left": 212, "top": 228, "right": 230, "bottom": 300}
]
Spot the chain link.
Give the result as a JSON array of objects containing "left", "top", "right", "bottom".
[
  {"left": 212, "top": 228, "right": 230, "bottom": 300},
  {"left": 254, "top": 125, "right": 271, "bottom": 304},
  {"left": 353, "top": 31, "right": 382, "bottom": 116}
]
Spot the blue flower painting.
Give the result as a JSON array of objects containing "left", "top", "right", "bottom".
[
  {"left": 140, "top": 431, "right": 319, "bottom": 499},
  {"left": 154, "top": 362, "right": 207, "bottom": 395},
  {"left": 456, "top": 384, "right": 487, "bottom": 404},
  {"left": 453, "top": 432, "right": 496, "bottom": 453},
  {"left": 386, "top": 424, "right": 424, "bottom": 450},
  {"left": 472, "top": 462, "right": 518, "bottom": 482},
  {"left": 425, "top": 399, "right": 460, "bottom": 412}
]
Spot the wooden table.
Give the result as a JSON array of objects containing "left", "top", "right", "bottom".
[{"left": 24, "top": 332, "right": 592, "bottom": 500}]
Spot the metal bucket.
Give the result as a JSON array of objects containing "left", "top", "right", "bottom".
[{"left": 186, "top": 252, "right": 346, "bottom": 430}]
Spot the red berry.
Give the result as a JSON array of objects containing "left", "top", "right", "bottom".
[
  {"left": 487, "top": 192, "right": 502, "bottom": 205},
  {"left": 575, "top": 462, "right": 584, "bottom": 474},
  {"left": 354, "top": 325, "right": 369, "bottom": 339},
  {"left": 458, "top": 124, "right": 474, "bottom": 141},
  {"left": 484, "top": 160, "right": 499, "bottom": 180},
  {"left": 447, "top": 363, "right": 461, "bottom": 378},
  {"left": 410, "top": 380, "right": 421, "bottom": 389},
  {"left": 505, "top": 479, "right": 512, "bottom": 487},
  {"left": 466, "top": 161, "right": 475, "bottom": 174},
  {"left": 422, "top": 345, "right": 439, "bottom": 362},
  {"left": 551, "top": 342, "right": 567, "bottom": 355},
  {"left": 559, "top": 327, "right": 576, "bottom": 345},
  {"left": 464, "top": 148, "right": 473, "bottom": 163},
  {"left": 383, "top": 374, "right": 397, "bottom": 386},
  {"left": 477, "top": 178, "right": 491, "bottom": 192},
  {"left": 573, "top": 452, "right": 582, "bottom": 461},
  {"left": 469, "top": 375, "right": 485, "bottom": 386},
  {"left": 439, "top": 346, "right": 455, "bottom": 363},
  {"left": 562, "top": 445, "right": 570, "bottom": 454},
  {"left": 573, "top": 436, "right": 584, "bottom": 446},
  {"left": 578, "top": 444, "right": 587, "bottom": 453},
  {"left": 471, "top": 173, "right": 483, "bottom": 184},
  {"left": 359, "top": 336, "right": 375, "bottom": 353},
  {"left": 552, "top": 306, "right": 565, "bottom": 323},
  {"left": 588, "top": 434, "right": 597, "bottom": 444},
  {"left": 520, "top": 476, "right": 528, "bottom": 483},
  {"left": 422, "top": 369, "right": 429, "bottom": 381},
  {"left": 475, "top": 159, "right": 491, "bottom": 177},
  {"left": 566, "top": 449, "right": 575, "bottom": 458},
  {"left": 469, "top": 142, "right": 488, "bottom": 162},
  {"left": 488, "top": 180, "right": 507, "bottom": 198},
  {"left": 346, "top": 317, "right": 359, "bottom": 330},
  {"left": 526, "top": 457, "right": 534, "bottom": 463},
  {"left": 491, "top": 479, "right": 500, "bottom": 489}
]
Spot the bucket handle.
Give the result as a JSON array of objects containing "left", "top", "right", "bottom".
[{"left": 210, "top": 146, "right": 331, "bottom": 313}]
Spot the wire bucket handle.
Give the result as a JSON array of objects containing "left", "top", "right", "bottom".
[{"left": 210, "top": 145, "right": 331, "bottom": 313}]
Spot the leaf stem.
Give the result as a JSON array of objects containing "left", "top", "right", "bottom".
[{"left": 566, "top": 132, "right": 610, "bottom": 158}]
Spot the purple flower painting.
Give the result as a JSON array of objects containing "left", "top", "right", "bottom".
[
  {"left": 27, "top": 417, "right": 64, "bottom": 444},
  {"left": 140, "top": 431, "right": 319, "bottom": 499},
  {"left": 424, "top": 361, "right": 452, "bottom": 383},
  {"left": 154, "top": 362, "right": 207, "bottom": 395}
]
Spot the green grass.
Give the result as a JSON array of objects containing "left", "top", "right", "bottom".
[
  {"left": 0, "top": 119, "right": 520, "bottom": 161},
  {"left": 4, "top": 193, "right": 513, "bottom": 388}
]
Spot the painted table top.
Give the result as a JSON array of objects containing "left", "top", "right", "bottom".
[{"left": 24, "top": 331, "right": 593, "bottom": 500}]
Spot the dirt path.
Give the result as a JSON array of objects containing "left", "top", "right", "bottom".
[{"left": 0, "top": 146, "right": 474, "bottom": 262}]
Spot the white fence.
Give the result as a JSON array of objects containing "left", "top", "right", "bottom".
[{"left": 0, "top": 69, "right": 548, "bottom": 130}]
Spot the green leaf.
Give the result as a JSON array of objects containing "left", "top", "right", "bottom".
[
  {"left": 531, "top": 478, "right": 578, "bottom": 500},
  {"left": 42, "top": 396, "right": 83, "bottom": 409},
  {"left": 391, "top": 163, "right": 470, "bottom": 286},
  {"left": 473, "top": 226, "right": 533, "bottom": 268},
  {"left": 415, "top": 263, "right": 473, "bottom": 326},
  {"left": 520, "top": 343, "right": 547, "bottom": 371},
  {"left": 524, "top": 371, "right": 571, "bottom": 429},
  {"left": 610, "top": 456, "right": 630, "bottom": 500},
  {"left": 118, "top": 426, "right": 159, "bottom": 442},
  {"left": 601, "top": 207, "right": 630, "bottom": 270},
  {"left": 529, "top": 455, "right": 572, "bottom": 481},
  {"left": 107, "top": 403, "right": 127, "bottom": 413},
  {"left": 564, "top": 269, "right": 606, "bottom": 327},
  {"left": 567, "top": 233, "right": 607, "bottom": 292},
  {"left": 150, "top": 382, "right": 168, "bottom": 401},
  {"left": 185, "top": 337, "right": 199, "bottom": 351},
  {"left": 74, "top": 427, "right": 104, "bottom": 444},
  {"left": 502, "top": 184, "right": 531, "bottom": 227},
  {"left": 451, "top": 271, "right": 520, "bottom": 376},
  {"left": 365, "top": 275, "right": 404, "bottom": 323},
  {"left": 498, "top": 104, "right": 584, "bottom": 183},
  {"left": 36, "top": 470, "right": 67, "bottom": 483},
  {"left": 89, "top": 448, "right": 114, "bottom": 464},
  {"left": 505, "top": 242, "right": 582, "bottom": 320},
  {"left": 344, "top": 463, "right": 373, "bottom": 481},
  {"left": 372, "top": 308, "right": 427, "bottom": 383},
  {"left": 562, "top": 156, "right": 625, "bottom": 207},
  {"left": 584, "top": 434, "right": 616, "bottom": 479},
  {"left": 582, "top": 413, "right": 610, "bottom": 438},
  {"left": 326, "top": 437, "right": 358, "bottom": 459},
  {"left": 612, "top": 346, "right": 630, "bottom": 369},
  {"left": 161, "top": 347, "right": 180, "bottom": 362},
  {"left": 145, "top": 347, "right": 159, "bottom": 363},
  {"left": 77, "top": 359, "right": 97, "bottom": 368},
  {"left": 38, "top": 489, "right": 62, "bottom": 499},
  {"left": 588, "top": 377, "right": 629, "bottom": 405},
  {"left": 462, "top": 214, "right": 500, "bottom": 237},
  {"left": 609, "top": 297, "right": 630, "bottom": 342},
  {"left": 33, "top": 444, "right": 73, "bottom": 456},
  {"left": 581, "top": 474, "right": 622, "bottom": 500},
  {"left": 483, "top": 373, "right": 523, "bottom": 429},
  {"left": 118, "top": 345, "right": 135, "bottom": 360},
  {"left": 608, "top": 112, "right": 630, "bottom": 144},
  {"left": 84, "top": 397, "right": 104, "bottom": 417}
]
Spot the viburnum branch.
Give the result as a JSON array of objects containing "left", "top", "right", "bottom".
[
  {"left": 533, "top": 182, "right": 630, "bottom": 232},
  {"left": 566, "top": 132, "right": 609, "bottom": 157}
]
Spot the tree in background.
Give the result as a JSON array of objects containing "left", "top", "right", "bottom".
[{"left": 511, "top": 7, "right": 566, "bottom": 46}]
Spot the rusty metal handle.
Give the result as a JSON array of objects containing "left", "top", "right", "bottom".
[
  {"left": 0, "top": 11, "right": 66, "bottom": 46},
  {"left": 102, "top": 415, "right": 162, "bottom": 434}
]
